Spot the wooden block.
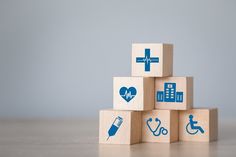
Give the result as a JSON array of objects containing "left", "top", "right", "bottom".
[
  {"left": 99, "top": 109, "right": 141, "bottom": 144},
  {"left": 155, "top": 77, "right": 193, "bottom": 110},
  {"left": 179, "top": 108, "right": 218, "bottom": 142},
  {"left": 142, "top": 110, "right": 178, "bottom": 143},
  {"left": 113, "top": 77, "right": 154, "bottom": 111},
  {"left": 132, "top": 43, "right": 173, "bottom": 77}
]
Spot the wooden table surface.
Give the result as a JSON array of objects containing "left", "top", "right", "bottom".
[{"left": 0, "top": 118, "right": 235, "bottom": 157}]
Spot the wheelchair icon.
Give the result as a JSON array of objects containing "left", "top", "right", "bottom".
[{"left": 186, "top": 114, "right": 204, "bottom": 135}]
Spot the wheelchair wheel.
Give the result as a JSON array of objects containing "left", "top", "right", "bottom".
[{"left": 186, "top": 123, "right": 198, "bottom": 135}]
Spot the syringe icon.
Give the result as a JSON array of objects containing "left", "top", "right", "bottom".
[{"left": 107, "top": 116, "right": 123, "bottom": 141}]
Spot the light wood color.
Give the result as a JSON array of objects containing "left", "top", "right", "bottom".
[
  {"left": 99, "top": 109, "right": 141, "bottom": 144},
  {"left": 179, "top": 108, "right": 218, "bottom": 142},
  {"left": 142, "top": 110, "right": 178, "bottom": 143},
  {"left": 113, "top": 77, "right": 154, "bottom": 111},
  {"left": 0, "top": 118, "right": 235, "bottom": 157},
  {"left": 132, "top": 43, "right": 173, "bottom": 77},
  {"left": 155, "top": 77, "right": 193, "bottom": 110}
]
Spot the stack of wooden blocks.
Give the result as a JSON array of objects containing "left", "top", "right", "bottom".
[{"left": 99, "top": 43, "right": 218, "bottom": 144}]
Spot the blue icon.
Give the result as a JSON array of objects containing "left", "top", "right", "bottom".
[
  {"left": 107, "top": 116, "right": 123, "bottom": 140},
  {"left": 176, "top": 92, "right": 184, "bottom": 102},
  {"left": 186, "top": 114, "right": 204, "bottom": 135},
  {"left": 156, "top": 82, "right": 183, "bottom": 103},
  {"left": 146, "top": 117, "right": 168, "bottom": 136},
  {"left": 136, "top": 48, "right": 159, "bottom": 72},
  {"left": 119, "top": 87, "right": 137, "bottom": 102}
]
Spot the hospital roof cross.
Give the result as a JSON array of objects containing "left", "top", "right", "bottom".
[{"left": 136, "top": 48, "right": 159, "bottom": 72}]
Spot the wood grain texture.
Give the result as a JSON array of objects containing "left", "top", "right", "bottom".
[
  {"left": 99, "top": 109, "right": 141, "bottom": 144},
  {"left": 113, "top": 77, "right": 154, "bottom": 111},
  {"left": 155, "top": 77, "right": 193, "bottom": 110},
  {"left": 142, "top": 110, "right": 178, "bottom": 143},
  {"left": 131, "top": 43, "right": 173, "bottom": 77},
  {"left": 179, "top": 108, "right": 218, "bottom": 142},
  {"left": 0, "top": 118, "right": 234, "bottom": 157}
]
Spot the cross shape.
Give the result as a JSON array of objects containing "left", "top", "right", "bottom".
[{"left": 136, "top": 48, "right": 159, "bottom": 71}]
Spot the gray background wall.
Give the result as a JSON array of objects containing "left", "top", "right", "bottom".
[{"left": 0, "top": 0, "right": 235, "bottom": 118}]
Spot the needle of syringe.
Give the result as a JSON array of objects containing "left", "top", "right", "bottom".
[{"left": 106, "top": 136, "right": 110, "bottom": 141}]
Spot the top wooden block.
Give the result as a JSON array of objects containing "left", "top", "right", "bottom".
[{"left": 132, "top": 43, "right": 173, "bottom": 77}]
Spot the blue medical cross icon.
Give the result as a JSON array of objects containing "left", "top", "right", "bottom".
[{"left": 136, "top": 48, "right": 159, "bottom": 72}]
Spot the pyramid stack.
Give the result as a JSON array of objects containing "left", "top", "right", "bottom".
[{"left": 99, "top": 43, "right": 218, "bottom": 144}]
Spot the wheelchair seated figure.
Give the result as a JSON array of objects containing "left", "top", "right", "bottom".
[{"left": 186, "top": 114, "right": 204, "bottom": 135}]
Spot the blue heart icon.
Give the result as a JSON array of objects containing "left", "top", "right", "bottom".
[{"left": 119, "top": 87, "right": 137, "bottom": 102}]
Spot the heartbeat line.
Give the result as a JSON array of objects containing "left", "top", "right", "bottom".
[
  {"left": 142, "top": 56, "right": 152, "bottom": 63},
  {"left": 122, "top": 91, "right": 135, "bottom": 99}
]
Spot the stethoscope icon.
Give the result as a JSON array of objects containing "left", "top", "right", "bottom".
[{"left": 146, "top": 117, "right": 168, "bottom": 136}]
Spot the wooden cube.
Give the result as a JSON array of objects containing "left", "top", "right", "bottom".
[
  {"left": 142, "top": 110, "right": 178, "bottom": 143},
  {"left": 179, "top": 108, "right": 218, "bottom": 142},
  {"left": 113, "top": 77, "right": 154, "bottom": 111},
  {"left": 99, "top": 109, "right": 141, "bottom": 144},
  {"left": 155, "top": 77, "right": 193, "bottom": 110},
  {"left": 132, "top": 43, "right": 173, "bottom": 77}
]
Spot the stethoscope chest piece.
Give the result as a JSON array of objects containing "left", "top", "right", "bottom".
[{"left": 146, "top": 117, "right": 168, "bottom": 136}]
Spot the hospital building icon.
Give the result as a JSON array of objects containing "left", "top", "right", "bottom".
[{"left": 156, "top": 83, "right": 183, "bottom": 103}]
